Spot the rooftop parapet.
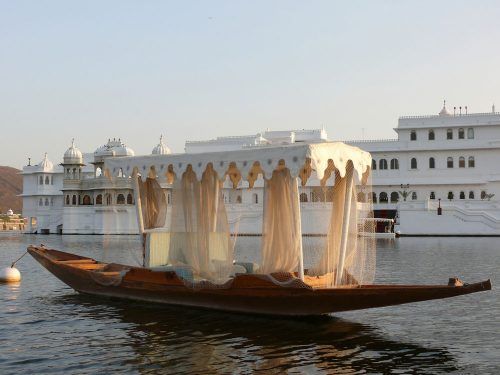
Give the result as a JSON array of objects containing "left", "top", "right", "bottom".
[{"left": 398, "top": 112, "right": 500, "bottom": 128}]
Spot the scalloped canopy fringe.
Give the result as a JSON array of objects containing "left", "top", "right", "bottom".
[{"left": 104, "top": 142, "right": 372, "bottom": 186}]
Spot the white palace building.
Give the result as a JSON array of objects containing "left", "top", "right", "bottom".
[{"left": 21, "top": 103, "right": 500, "bottom": 236}]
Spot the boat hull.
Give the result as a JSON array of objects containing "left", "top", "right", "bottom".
[{"left": 28, "top": 246, "right": 491, "bottom": 316}]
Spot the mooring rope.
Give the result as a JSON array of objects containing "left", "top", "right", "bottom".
[{"left": 11, "top": 250, "right": 28, "bottom": 268}]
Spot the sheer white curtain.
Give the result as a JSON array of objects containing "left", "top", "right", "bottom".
[
  {"left": 168, "top": 164, "right": 233, "bottom": 284},
  {"left": 259, "top": 167, "right": 301, "bottom": 274},
  {"left": 308, "top": 165, "right": 376, "bottom": 287},
  {"left": 137, "top": 177, "right": 167, "bottom": 229}
]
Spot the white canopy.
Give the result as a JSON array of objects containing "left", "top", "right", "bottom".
[{"left": 104, "top": 142, "right": 372, "bottom": 184}]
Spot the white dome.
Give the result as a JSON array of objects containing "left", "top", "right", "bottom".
[
  {"left": 64, "top": 139, "right": 83, "bottom": 164},
  {"left": 439, "top": 101, "right": 452, "bottom": 116},
  {"left": 113, "top": 145, "right": 135, "bottom": 157},
  {"left": 152, "top": 135, "right": 172, "bottom": 155},
  {"left": 94, "top": 138, "right": 134, "bottom": 158},
  {"left": 6, "top": 209, "right": 14, "bottom": 216},
  {"left": 37, "top": 153, "right": 54, "bottom": 171}
]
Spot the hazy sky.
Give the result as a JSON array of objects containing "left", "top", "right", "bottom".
[{"left": 1, "top": 1, "right": 499, "bottom": 168}]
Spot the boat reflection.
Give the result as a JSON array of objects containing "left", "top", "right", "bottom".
[{"left": 52, "top": 294, "right": 458, "bottom": 374}]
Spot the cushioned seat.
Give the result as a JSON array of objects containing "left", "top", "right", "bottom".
[
  {"left": 234, "top": 262, "right": 259, "bottom": 274},
  {"left": 150, "top": 264, "right": 194, "bottom": 281}
]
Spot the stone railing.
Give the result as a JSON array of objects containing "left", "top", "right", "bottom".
[
  {"left": 343, "top": 138, "right": 398, "bottom": 143},
  {"left": 79, "top": 177, "right": 133, "bottom": 190},
  {"left": 399, "top": 112, "right": 500, "bottom": 120}
]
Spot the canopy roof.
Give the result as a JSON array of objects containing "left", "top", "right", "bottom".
[{"left": 104, "top": 142, "right": 372, "bottom": 186}]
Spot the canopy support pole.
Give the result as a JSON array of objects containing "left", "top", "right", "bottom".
[
  {"left": 133, "top": 176, "right": 145, "bottom": 234},
  {"left": 212, "top": 179, "right": 219, "bottom": 232},
  {"left": 336, "top": 167, "right": 354, "bottom": 286},
  {"left": 295, "top": 177, "right": 304, "bottom": 281},
  {"left": 132, "top": 176, "right": 146, "bottom": 266}
]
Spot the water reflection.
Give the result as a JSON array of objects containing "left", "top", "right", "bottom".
[{"left": 51, "top": 294, "right": 458, "bottom": 374}]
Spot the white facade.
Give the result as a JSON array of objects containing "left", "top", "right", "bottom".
[
  {"left": 22, "top": 139, "right": 139, "bottom": 234},
  {"left": 346, "top": 103, "right": 500, "bottom": 235},
  {"left": 21, "top": 104, "right": 500, "bottom": 235},
  {"left": 21, "top": 153, "right": 64, "bottom": 234}
]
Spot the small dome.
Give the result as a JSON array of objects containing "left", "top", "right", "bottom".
[
  {"left": 94, "top": 138, "right": 134, "bottom": 158},
  {"left": 37, "top": 153, "right": 54, "bottom": 171},
  {"left": 94, "top": 144, "right": 109, "bottom": 156},
  {"left": 152, "top": 135, "right": 172, "bottom": 155},
  {"left": 6, "top": 209, "right": 14, "bottom": 216},
  {"left": 439, "top": 100, "right": 452, "bottom": 116},
  {"left": 64, "top": 139, "right": 83, "bottom": 164}
]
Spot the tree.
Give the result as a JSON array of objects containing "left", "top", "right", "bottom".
[{"left": 398, "top": 190, "right": 414, "bottom": 202}]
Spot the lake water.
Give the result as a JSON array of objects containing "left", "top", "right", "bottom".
[{"left": 0, "top": 233, "right": 498, "bottom": 374}]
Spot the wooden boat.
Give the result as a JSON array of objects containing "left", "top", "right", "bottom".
[
  {"left": 28, "top": 142, "right": 492, "bottom": 316},
  {"left": 28, "top": 245, "right": 491, "bottom": 316}
]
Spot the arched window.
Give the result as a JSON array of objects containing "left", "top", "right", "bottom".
[
  {"left": 428, "top": 130, "right": 435, "bottom": 140},
  {"left": 311, "top": 191, "right": 318, "bottom": 202},
  {"left": 236, "top": 195, "right": 242, "bottom": 204},
  {"left": 429, "top": 157, "right": 435, "bottom": 169},
  {"left": 467, "top": 128, "right": 474, "bottom": 139},
  {"left": 390, "top": 158, "right": 399, "bottom": 170},
  {"left": 410, "top": 130, "right": 417, "bottom": 141},
  {"left": 300, "top": 193, "right": 308, "bottom": 202},
  {"left": 458, "top": 128, "right": 465, "bottom": 139},
  {"left": 371, "top": 159, "right": 377, "bottom": 170},
  {"left": 39, "top": 198, "right": 43, "bottom": 206},
  {"left": 357, "top": 192, "right": 366, "bottom": 203},
  {"left": 371, "top": 192, "right": 377, "bottom": 203},
  {"left": 127, "top": 193, "right": 133, "bottom": 204},
  {"left": 390, "top": 192, "right": 399, "bottom": 203},
  {"left": 468, "top": 156, "right": 475, "bottom": 168},
  {"left": 117, "top": 194, "right": 125, "bottom": 205},
  {"left": 447, "top": 157, "right": 454, "bottom": 168},
  {"left": 458, "top": 156, "right": 465, "bottom": 168},
  {"left": 459, "top": 191, "right": 465, "bottom": 199},
  {"left": 411, "top": 192, "right": 417, "bottom": 200},
  {"left": 66, "top": 195, "right": 70, "bottom": 205},
  {"left": 410, "top": 158, "right": 417, "bottom": 169},
  {"left": 95, "top": 167, "right": 102, "bottom": 177},
  {"left": 481, "top": 191, "right": 486, "bottom": 200},
  {"left": 447, "top": 129, "right": 453, "bottom": 140},
  {"left": 448, "top": 191, "right": 454, "bottom": 200},
  {"left": 379, "top": 159, "right": 388, "bottom": 170},
  {"left": 44, "top": 198, "right": 49, "bottom": 206},
  {"left": 82, "top": 195, "right": 92, "bottom": 205},
  {"left": 379, "top": 192, "right": 388, "bottom": 203},
  {"left": 95, "top": 194, "right": 103, "bottom": 205},
  {"left": 45, "top": 176, "right": 50, "bottom": 185},
  {"left": 72, "top": 195, "right": 77, "bottom": 205},
  {"left": 430, "top": 191, "right": 436, "bottom": 200},
  {"left": 469, "top": 191, "right": 475, "bottom": 199},
  {"left": 39, "top": 176, "right": 43, "bottom": 185},
  {"left": 106, "top": 194, "right": 112, "bottom": 205}
]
